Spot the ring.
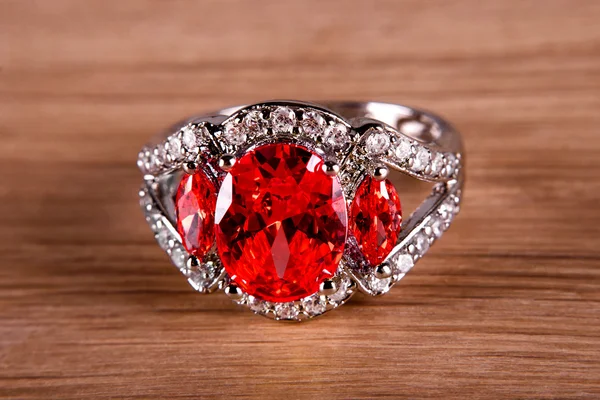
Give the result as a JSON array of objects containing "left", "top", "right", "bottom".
[{"left": 137, "top": 100, "right": 463, "bottom": 321}]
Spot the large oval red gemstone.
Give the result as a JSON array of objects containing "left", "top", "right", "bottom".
[
  {"left": 215, "top": 143, "right": 348, "bottom": 302},
  {"left": 350, "top": 176, "right": 402, "bottom": 266},
  {"left": 175, "top": 171, "right": 217, "bottom": 259}
]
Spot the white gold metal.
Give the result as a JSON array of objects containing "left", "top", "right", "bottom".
[{"left": 138, "top": 100, "right": 464, "bottom": 321}]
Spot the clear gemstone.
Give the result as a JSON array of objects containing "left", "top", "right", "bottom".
[
  {"left": 431, "top": 153, "right": 444, "bottom": 175},
  {"left": 270, "top": 107, "right": 295, "bottom": 133},
  {"left": 365, "top": 131, "right": 390, "bottom": 154},
  {"left": 276, "top": 303, "right": 299, "bottom": 320},
  {"left": 393, "top": 253, "right": 414, "bottom": 275},
  {"left": 167, "top": 135, "right": 183, "bottom": 161},
  {"left": 431, "top": 217, "right": 445, "bottom": 238},
  {"left": 325, "top": 123, "right": 348, "bottom": 148},
  {"left": 156, "top": 230, "right": 171, "bottom": 250},
  {"left": 302, "top": 296, "right": 327, "bottom": 315},
  {"left": 328, "top": 277, "right": 349, "bottom": 302},
  {"left": 395, "top": 139, "right": 413, "bottom": 160},
  {"left": 223, "top": 121, "right": 247, "bottom": 145},
  {"left": 248, "top": 296, "right": 270, "bottom": 314},
  {"left": 300, "top": 110, "right": 325, "bottom": 136},
  {"left": 414, "top": 233, "right": 430, "bottom": 254},
  {"left": 170, "top": 246, "right": 187, "bottom": 269},
  {"left": 367, "top": 275, "right": 391, "bottom": 293},
  {"left": 413, "top": 148, "right": 431, "bottom": 172},
  {"left": 181, "top": 127, "right": 199, "bottom": 151},
  {"left": 243, "top": 110, "right": 266, "bottom": 135},
  {"left": 445, "top": 154, "right": 456, "bottom": 177}
]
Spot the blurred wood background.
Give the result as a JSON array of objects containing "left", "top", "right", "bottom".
[{"left": 1, "top": 0, "right": 600, "bottom": 398}]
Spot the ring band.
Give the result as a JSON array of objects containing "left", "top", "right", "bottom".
[{"left": 137, "top": 100, "right": 463, "bottom": 321}]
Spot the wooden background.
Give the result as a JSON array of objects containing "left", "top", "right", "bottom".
[{"left": 1, "top": 0, "right": 600, "bottom": 398}]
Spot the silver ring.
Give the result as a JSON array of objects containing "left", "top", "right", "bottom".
[{"left": 137, "top": 100, "right": 464, "bottom": 321}]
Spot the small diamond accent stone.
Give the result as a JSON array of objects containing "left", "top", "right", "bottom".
[
  {"left": 181, "top": 127, "right": 199, "bottom": 151},
  {"left": 365, "top": 131, "right": 390, "bottom": 154},
  {"left": 223, "top": 121, "right": 247, "bottom": 145},
  {"left": 248, "top": 296, "right": 270, "bottom": 314},
  {"left": 156, "top": 230, "right": 171, "bottom": 250},
  {"left": 393, "top": 253, "right": 414, "bottom": 275},
  {"left": 167, "top": 135, "right": 183, "bottom": 161},
  {"left": 395, "top": 139, "right": 413, "bottom": 160},
  {"left": 367, "top": 274, "right": 391, "bottom": 293},
  {"left": 170, "top": 246, "right": 187, "bottom": 269},
  {"left": 270, "top": 107, "right": 295, "bottom": 133},
  {"left": 431, "top": 153, "right": 444, "bottom": 175},
  {"left": 243, "top": 110, "right": 266, "bottom": 135},
  {"left": 414, "top": 233, "right": 430, "bottom": 254},
  {"left": 413, "top": 148, "right": 431, "bottom": 172},
  {"left": 431, "top": 217, "right": 445, "bottom": 238},
  {"left": 275, "top": 303, "right": 299, "bottom": 320},
  {"left": 300, "top": 110, "right": 325, "bottom": 137},
  {"left": 445, "top": 154, "right": 456, "bottom": 177},
  {"left": 328, "top": 277, "right": 349, "bottom": 302},
  {"left": 324, "top": 123, "right": 348, "bottom": 148},
  {"left": 302, "top": 296, "right": 327, "bottom": 315}
]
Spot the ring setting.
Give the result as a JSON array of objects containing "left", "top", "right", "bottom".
[{"left": 137, "top": 100, "right": 463, "bottom": 321}]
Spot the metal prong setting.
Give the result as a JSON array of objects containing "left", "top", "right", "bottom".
[
  {"left": 183, "top": 161, "right": 199, "bottom": 174},
  {"left": 319, "top": 279, "right": 339, "bottom": 296},
  {"left": 218, "top": 154, "right": 236, "bottom": 171},
  {"left": 224, "top": 283, "right": 244, "bottom": 300},
  {"left": 375, "top": 263, "right": 393, "bottom": 279},
  {"left": 322, "top": 160, "right": 340, "bottom": 176},
  {"left": 372, "top": 165, "right": 389, "bottom": 181}
]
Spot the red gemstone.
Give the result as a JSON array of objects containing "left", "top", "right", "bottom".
[
  {"left": 215, "top": 143, "right": 347, "bottom": 302},
  {"left": 175, "top": 171, "right": 217, "bottom": 258},
  {"left": 350, "top": 176, "right": 402, "bottom": 266}
]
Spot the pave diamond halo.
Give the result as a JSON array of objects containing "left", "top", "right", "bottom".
[{"left": 138, "top": 100, "right": 464, "bottom": 321}]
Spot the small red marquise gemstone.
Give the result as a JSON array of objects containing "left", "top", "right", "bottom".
[
  {"left": 350, "top": 176, "right": 402, "bottom": 266},
  {"left": 175, "top": 171, "right": 217, "bottom": 258},
  {"left": 215, "top": 143, "right": 348, "bottom": 302}
]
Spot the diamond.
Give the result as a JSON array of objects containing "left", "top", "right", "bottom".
[
  {"left": 175, "top": 171, "right": 217, "bottom": 259},
  {"left": 445, "top": 154, "right": 456, "bottom": 177},
  {"left": 248, "top": 296, "right": 270, "bottom": 314},
  {"left": 270, "top": 107, "right": 295, "bottom": 133},
  {"left": 167, "top": 135, "right": 183, "bottom": 161},
  {"left": 431, "top": 217, "right": 445, "bottom": 238},
  {"left": 215, "top": 143, "right": 348, "bottom": 302},
  {"left": 243, "top": 110, "right": 266, "bottom": 135},
  {"left": 223, "top": 121, "right": 247, "bottom": 145},
  {"left": 170, "top": 246, "right": 187, "bottom": 269},
  {"left": 300, "top": 110, "right": 325, "bottom": 137},
  {"left": 367, "top": 274, "right": 391, "bottom": 293},
  {"left": 365, "top": 131, "right": 390, "bottom": 154},
  {"left": 302, "top": 296, "right": 327, "bottom": 315},
  {"left": 181, "top": 126, "right": 199, "bottom": 152},
  {"left": 275, "top": 303, "right": 299, "bottom": 320},
  {"left": 414, "top": 233, "right": 430, "bottom": 254},
  {"left": 328, "top": 277, "right": 349, "bottom": 302},
  {"left": 156, "top": 229, "right": 171, "bottom": 250},
  {"left": 324, "top": 123, "right": 348, "bottom": 148},
  {"left": 413, "top": 148, "right": 431, "bottom": 172},
  {"left": 431, "top": 153, "right": 444, "bottom": 175},
  {"left": 350, "top": 176, "right": 402, "bottom": 266},
  {"left": 393, "top": 253, "right": 414, "bottom": 275},
  {"left": 394, "top": 139, "right": 413, "bottom": 160}
]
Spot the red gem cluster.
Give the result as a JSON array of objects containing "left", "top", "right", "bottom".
[{"left": 175, "top": 143, "right": 402, "bottom": 302}]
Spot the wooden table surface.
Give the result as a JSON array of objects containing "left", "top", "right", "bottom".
[{"left": 1, "top": 1, "right": 600, "bottom": 398}]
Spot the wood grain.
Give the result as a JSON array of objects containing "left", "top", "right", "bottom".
[{"left": 1, "top": 0, "right": 600, "bottom": 398}]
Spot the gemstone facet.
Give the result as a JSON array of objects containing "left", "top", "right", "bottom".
[
  {"left": 350, "top": 176, "right": 402, "bottom": 266},
  {"left": 215, "top": 143, "right": 348, "bottom": 302},
  {"left": 175, "top": 171, "right": 217, "bottom": 258}
]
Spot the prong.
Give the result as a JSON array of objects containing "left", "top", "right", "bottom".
[
  {"left": 319, "top": 279, "right": 338, "bottom": 296},
  {"left": 224, "top": 283, "right": 244, "bottom": 300},
  {"left": 375, "top": 263, "right": 393, "bottom": 279},
  {"left": 183, "top": 161, "right": 199, "bottom": 174},
  {"left": 219, "top": 154, "right": 236, "bottom": 171},
  {"left": 372, "top": 165, "right": 389, "bottom": 181},
  {"left": 185, "top": 255, "right": 200, "bottom": 274},
  {"left": 321, "top": 160, "right": 340, "bottom": 176}
]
